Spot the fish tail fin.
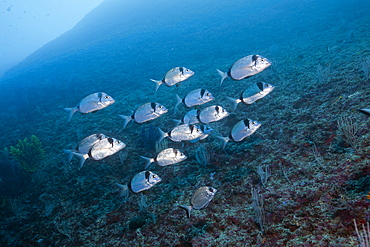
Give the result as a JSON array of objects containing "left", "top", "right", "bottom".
[
  {"left": 172, "top": 119, "right": 182, "bottom": 126},
  {"left": 118, "top": 115, "right": 132, "bottom": 129},
  {"left": 358, "top": 109, "right": 370, "bottom": 116},
  {"left": 71, "top": 152, "right": 88, "bottom": 169},
  {"left": 216, "top": 135, "right": 230, "bottom": 149},
  {"left": 63, "top": 149, "right": 74, "bottom": 163},
  {"left": 226, "top": 96, "right": 241, "bottom": 111},
  {"left": 140, "top": 156, "right": 155, "bottom": 169},
  {"left": 216, "top": 69, "right": 228, "bottom": 86},
  {"left": 116, "top": 183, "right": 129, "bottom": 197},
  {"left": 157, "top": 127, "right": 168, "bottom": 145},
  {"left": 178, "top": 205, "right": 192, "bottom": 218},
  {"left": 174, "top": 94, "right": 182, "bottom": 113},
  {"left": 150, "top": 79, "right": 162, "bottom": 91},
  {"left": 64, "top": 107, "right": 78, "bottom": 122}
]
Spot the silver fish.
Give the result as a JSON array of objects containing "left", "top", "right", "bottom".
[
  {"left": 140, "top": 148, "right": 187, "bottom": 169},
  {"left": 226, "top": 82, "right": 275, "bottom": 111},
  {"left": 72, "top": 137, "right": 126, "bottom": 169},
  {"left": 358, "top": 108, "right": 370, "bottom": 116},
  {"left": 189, "top": 125, "right": 214, "bottom": 143},
  {"left": 198, "top": 105, "right": 229, "bottom": 123},
  {"left": 63, "top": 133, "right": 107, "bottom": 162},
  {"left": 173, "top": 109, "right": 200, "bottom": 126},
  {"left": 217, "top": 55, "right": 271, "bottom": 85},
  {"left": 64, "top": 92, "right": 115, "bottom": 121},
  {"left": 119, "top": 102, "right": 168, "bottom": 129},
  {"left": 217, "top": 118, "right": 261, "bottom": 149},
  {"left": 158, "top": 124, "right": 204, "bottom": 143},
  {"left": 179, "top": 186, "right": 217, "bottom": 218},
  {"left": 150, "top": 67, "right": 194, "bottom": 91},
  {"left": 116, "top": 171, "right": 162, "bottom": 194},
  {"left": 175, "top": 88, "right": 214, "bottom": 111}
]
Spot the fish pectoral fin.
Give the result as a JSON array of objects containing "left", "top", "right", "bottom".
[{"left": 240, "top": 65, "right": 253, "bottom": 70}]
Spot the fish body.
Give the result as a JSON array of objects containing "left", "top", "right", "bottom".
[
  {"left": 119, "top": 102, "right": 168, "bottom": 129},
  {"left": 189, "top": 125, "right": 214, "bottom": 143},
  {"left": 116, "top": 171, "right": 162, "bottom": 196},
  {"left": 217, "top": 55, "right": 271, "bottom": 85},
  {"left": 140, "top": 148, "right": 187, "bottom": 169},
  {"left": 227, "top": 82, "right": 275, "bottom": 111},
  {"left": 89, "top": 137, "right": 126, "bottom": 160},
  {"left": 64, "top": 92, "right": 115, "bottom": 121},
  {"left": 158, "top": 124, "right": 204, "bottom": 143},
  {"left": 198, "top": 105, "right": 229, "bottom": 123},
  {"left": 179, "top": 186, "right": 217, "bottom": 218},
  {"left": 151, "top": 67, "right": 194, "bottom": 91},
  {"left": 173, "top": 109, "right": 200, "bottom": 126},
  {"left": 217, "top": 118, "right": 261, "bottom": 149},
  {"left": 129, "top": 171, "right": 162, "bottom": 193},
  {"left": 63, "top": 133, "right": 107, "bottom": 162},
  {"left": 72, "top": 137, "right": 126, "bottom": 169},
  {"left": 175, "top": 89, "right": 214, "bottom": 111}
]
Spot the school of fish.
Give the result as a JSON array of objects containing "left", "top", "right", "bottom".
[{"left": 63, "top": 54, "right": 275, "bottom": 218}]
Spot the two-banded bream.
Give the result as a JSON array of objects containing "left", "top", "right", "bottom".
[
  {"left": 217, "top": 55, "right": 271, "bottom": 86},
  {"left": 226, "top": 82, "right": 275, "bottom": 111},
  {"left": 179, "top": 186, "right": 217, "bottom": 218},
  {"left": 64, "top": 92, "right": 115, "bottom": 121},
  {"left": 140, "top": 148, "right": 187, "bottom": 169},
  {"left": 119, "top": 102, "right": 168, "bottom": 129},
  {"left": 217, "top": 118, "right": 261, "bottom": 149},
  {"left": 150, "top": 67, "right": 194, "bottom": 91}
]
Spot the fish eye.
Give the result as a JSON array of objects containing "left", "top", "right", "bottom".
[{"left": 105, "top": 95, "right": 110, "bottom": 99}]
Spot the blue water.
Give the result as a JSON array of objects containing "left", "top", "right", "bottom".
[{"left": 0, "top": 0, "right": 370, "bottom": 245}]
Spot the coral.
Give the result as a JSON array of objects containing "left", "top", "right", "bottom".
[{"left": 10, "top": 135, "right": 45, "bottom": 173}]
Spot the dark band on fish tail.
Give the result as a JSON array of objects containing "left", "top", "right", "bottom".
[
  {"left": 88, "top": 149, "right": 93, "bottom": 158},
  {"left": 229, "top": 133, "right": 234, "bottom": 141},
  {"left": 128, "top": 179, "right": 134, "bottom": 193},
  {"left": 239, "top": 92, "right": 244, "bottom": 101}
]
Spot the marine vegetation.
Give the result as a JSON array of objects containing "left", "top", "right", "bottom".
[{"left": 10, "top": 135, "right": 45, "bottom": 173}]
